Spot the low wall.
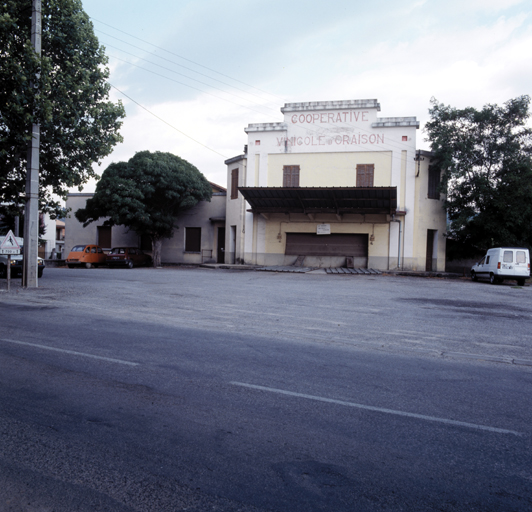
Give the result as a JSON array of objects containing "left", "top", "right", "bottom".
[
  {"left": 445, "top": 258, "right": 479, "bottom": 276},
  {"left": 44, "top": 259, "right": 66, "bottom": 267}
]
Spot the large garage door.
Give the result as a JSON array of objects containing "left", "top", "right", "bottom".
[{"left": 285, "top": 233, "right": 368, "bottom": 257}]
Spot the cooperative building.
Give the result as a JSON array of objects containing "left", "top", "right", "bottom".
[{"left": 224, "top": 99, "right": 446, "bottom": 271}]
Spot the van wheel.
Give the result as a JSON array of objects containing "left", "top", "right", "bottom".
[
  {"left": 471, "top": 271, "right": 477, "bottom": 282},
  {"left": 85, "top": 262, "right": 92, "bottom": 269},
  {"left": 490, "top": 273, "right": 497, "bottom": 285},
  {"left": 517, "top": 279, "right": 525, "bottom": 286}
]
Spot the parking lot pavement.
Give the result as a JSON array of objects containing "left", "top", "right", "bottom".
[
  {"left": 2, "top": 266, "right": 532, "bottom": 511},
  {"left": 1, "top": 266, "right": 531, "bottom": 368}
]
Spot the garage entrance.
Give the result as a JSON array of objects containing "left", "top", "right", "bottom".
[{"left": 285, "top": 233, "right": 368, "bottom": 267}]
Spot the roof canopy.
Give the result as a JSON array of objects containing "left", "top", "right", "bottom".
[{"left": 239, "top": 187, "right": 397, "bottom": 215}]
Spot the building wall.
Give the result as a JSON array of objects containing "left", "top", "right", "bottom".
[
  {"left": 65, "top": 191, "right": 226, "bottom": 264},
  {"left": 267, "top": 151, "right": 393, "bottom": 187},
  {"left": 65, "top": 194, "right": 103, "bottom": 255},
  {"left": 159, "top": 192, "right": 226, "bottom": 264},
  {"left": 225, "top": 155, "right": 247, "bottom": 264},
  {"left": 412, "top": 154, "right": 447, "bottom": 271},
  {"left": 245, "top": 212, "right": 392, "bottom": 268},
  {"left": 40, "top": 212, "right": 58, "bottom": 259}
]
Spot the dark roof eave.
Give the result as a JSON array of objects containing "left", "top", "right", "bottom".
[
  {"left": 239, "top": 186, "right": 397, "bottom": 215},
  {"left": 246, "top": 208, "right": 396, "bottom": 215}
]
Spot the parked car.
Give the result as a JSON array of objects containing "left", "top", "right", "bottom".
[
  {"left": 66, "top": 244, "right": 107, "bottom": 268},
  {"left": 471, "top": 247, "right": 530, "bottom": 285},
  {"left": 0, "top": 251, "right": 45, "bottom": 278},
  {"left": 8, "top": 254, "right": 45, "bottom": 278},
  {"left": 0, "top": 237, "right": 45, "bottom": 278},
  {"left": 106, "top": 247, "right": 152, "bottom": 268}
]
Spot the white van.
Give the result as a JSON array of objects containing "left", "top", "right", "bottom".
[{"left": 471, "top": 247, "right": 530, "bottom": 285}]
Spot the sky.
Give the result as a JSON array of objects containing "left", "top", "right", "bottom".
[{"left": 77, "top": 0, "right": 532, "bottom": 191}]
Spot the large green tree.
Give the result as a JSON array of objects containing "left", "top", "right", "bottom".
[
  {"left": 425, "top": 96, "right": 532, "bottom": 252},
  {"left": 75, "top": 151, "right": 213, "bottom": 267},
  {"left": 0, "top": 0, "right": 125, "bottom": 218}
]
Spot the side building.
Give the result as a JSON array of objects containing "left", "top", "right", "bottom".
[
  {"left": 65, "top": 182, "right": 226, "bottom": 264},
  {"left": 225, "top": 99, "right": 446, "bottom": 271}
]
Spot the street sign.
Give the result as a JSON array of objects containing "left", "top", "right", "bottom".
[{"left": 0, "top": 230, "right": 21, "bottom": 255}]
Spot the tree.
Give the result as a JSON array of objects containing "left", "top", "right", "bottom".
[
  {"left": 75, "top": 151, "right": 213, "bottom": 267},
  {"left": 0, "top": 0, "right": 125, "bottom": 219},
  {"left": 425, "top": 96, "right": 532, "bottom": 252}
]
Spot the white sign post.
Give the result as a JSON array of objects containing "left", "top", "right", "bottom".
[{"left": 1, "top": 230, "right": 21, "bottom": 292}]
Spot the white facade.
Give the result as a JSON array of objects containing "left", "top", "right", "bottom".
[{"left": 226, "top": 99, "right": 446, "bottom": 270}]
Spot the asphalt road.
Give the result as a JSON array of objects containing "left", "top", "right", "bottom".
[{"left": 1, "top": 267, "right": 531, "bottom": 511}]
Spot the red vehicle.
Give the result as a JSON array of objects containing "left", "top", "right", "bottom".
[{"left": 106, "top": 247, "right": 152, "bottom": 268}]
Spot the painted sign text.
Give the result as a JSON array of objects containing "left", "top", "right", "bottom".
[
  {"left": 291, "top": 111, "right": 369, "bottom": 124},
  {"left": 277, "top": 133, "right": 385, "bottom": 147}
]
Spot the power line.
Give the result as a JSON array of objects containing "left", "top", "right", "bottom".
[
  {"left": 103, "top": 43, "right": 278, "bottom": 115},
  {"left": 109, "top": 83, "right": 228, "bottom": 159},
  {"left": 90, "top": 17, "right": 285, "bottom": 103},
  {"left": 108, "top": 54, "right": 281, "bottom": 118},
  {"left": 96, "top": 29, "right": 281, "bottom": 109},
  {"left": 94, "top": 21, "right": 416, "bottom": 165}
]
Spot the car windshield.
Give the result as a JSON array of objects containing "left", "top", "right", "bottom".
[{"left": 72, "top": 245, "right": 86, "bottom": 252}]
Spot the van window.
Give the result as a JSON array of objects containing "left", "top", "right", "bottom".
[
  {"left": 503, "top": 251, "right": 513, "bottom": 263},
  {"left": 486, "top": 256, "right": 490, "bottom": 264},
  {"left": 516, "top": 251, "right": 526, "bottom": 263}
]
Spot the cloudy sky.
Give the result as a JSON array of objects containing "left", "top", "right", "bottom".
[{"left": 79, "top": 0, "right": 532, "bottom": 190}]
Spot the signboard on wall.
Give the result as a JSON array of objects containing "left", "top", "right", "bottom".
[{"left": 316, "top": 224, "right": 331, "bottom": 235}]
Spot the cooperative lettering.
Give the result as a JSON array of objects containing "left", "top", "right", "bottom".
[{"left": 291, "top": 111, "right": 369, "bottom": 124}]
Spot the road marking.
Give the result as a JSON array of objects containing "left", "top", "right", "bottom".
[
  {"left": 230, "top": 382, "right": 522, "bottom": 436},
  {"left": 0, "top": 338, "right": 139, "bottom": 366}
]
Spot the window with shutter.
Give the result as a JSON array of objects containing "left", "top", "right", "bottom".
[
  {"left": 185, "top": 227, "right": 201, "bottom": 252},
  {"left": 283, "top": 165, "right": 300, "bottom": 187},
  {"left": 428, "top": 166, "right": 440, "bottom": 199},
  {"left": 231, "top": 169, "right": 239, "bottom": 199},
  {"left": 356, "top": 164, "right": 374, "bottom": 187}
]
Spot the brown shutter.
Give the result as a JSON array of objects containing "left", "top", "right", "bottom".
[
  {"left": 283, "top": 165, "right": 300, "bottom": 187},
  {"left": 428, "top": 166, "right": 440, "bottom": 199},
  {"left": 231, "top": 169, "right": 239, "bottom": 199},
  {"left": 285, "top": 233, "right": 368, "bottom": 257},
  {"left": 356, "top": 164, "right": 374, "bottom": 187}
]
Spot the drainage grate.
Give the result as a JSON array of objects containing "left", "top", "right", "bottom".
[
  {"left": 256, "top": 266, "right": 315, "bottom": 273},
  {"left": 325, "top": 268, "right": 381, "bottom": 275}
]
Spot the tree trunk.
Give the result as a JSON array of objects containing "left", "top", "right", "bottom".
[{"left": 152, "top": 238, "right": 163, "bottom": 268}]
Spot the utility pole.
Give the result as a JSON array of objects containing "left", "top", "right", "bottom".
[{"left": 23, "top": 0, "right": 41, "bottom": 288}]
